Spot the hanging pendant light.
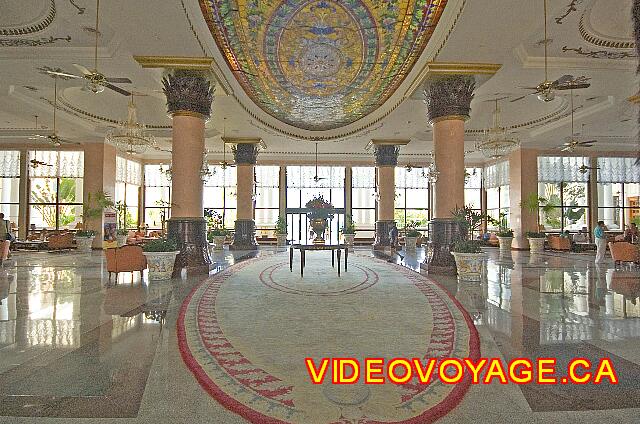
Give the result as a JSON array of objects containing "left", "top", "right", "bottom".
[{"left": 106, "top": 95, "right": 156, "bottom": 155}]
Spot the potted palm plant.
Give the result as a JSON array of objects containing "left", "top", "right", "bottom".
[
  {"left": 404, "top": 220, "right": 422, "bottom": 250},
  {"left": 526, "top": 231, "right": 546, "bottom": 254},
  {"left": 451, "top": 240, "right": 485, "bottom": 281},
  {"left": 341, "top": 214, "right": 356, "bottom": 249},
  {"left": 78, "top": 191, "right": 114, "bottom": 252},
  {"left": 206, "top": 210, "right": 228, "bottom": 251},
  {"left": 142, "top": 238, "right": 179, "bottom": 280},
  {"left": 275, "top": 216, "right": 288, "bottom": 246},
  {"left": 520, "top": 192, "right": 554, "bottom": 250},
  {"left": 495, "top": 213, "right": 513, "bottom": 253}
]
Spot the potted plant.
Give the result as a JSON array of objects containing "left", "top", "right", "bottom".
[
  {"left": 404, "top": 220, "right": 422, "bottom": 250},
  {"left": 116, "top": 229, "right": 129, "bottom": 247},
  {"left": 142, "top": 238, "right": 179, "bottom": 280},
  {"left": 341, "top": 215, "right": 356, "bottom": 249},
  {"left": 451, "top": 240, "right": 485, "bottom": 281},
  {"left": 495, "top": 213, "right": 513, "bottom": 253},
  {"left": 207, "top": 228, "right": 229, "bottom": 251},
  {"left": 306, "top": 195, "right": 335, "bottom": 243},
  {"left": 79, "top": 191, "right": 114, "bottom": 250},
  {"left": 275, "top": 216, "right": 288, "bottom": 246},
  {"left": 75, "top": 229, "right": 96, "bottom": 252},
  {"left": 526, "top": 231, "right": 546, "bottom": 254}
]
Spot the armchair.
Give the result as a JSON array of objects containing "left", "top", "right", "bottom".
[{"left": 104, "top": 245, "right": 147, "bottom": 282}]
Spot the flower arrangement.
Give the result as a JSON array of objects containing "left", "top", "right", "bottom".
[
  {"left": 205, "top": 210, "right": 230, "bottom": 239},
  {"left": 305, "top": 195, "right": 335, "bottom": 220},
  {"left": 405, "top": 220, "right": 423, "bottom": 238}
]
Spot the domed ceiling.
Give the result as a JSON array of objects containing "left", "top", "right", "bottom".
[{"left": 199, "top": 0, "right": 448, "bottom": 131}]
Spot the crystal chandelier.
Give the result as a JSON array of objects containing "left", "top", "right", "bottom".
[
  {"left": 420, "top": 152, "right": 440, "bottom": 183},
  {"left": 106, "top": 96, "right": 156, "bottom": 155},
  {"left": 475, "top": 100, "right": 519, "bottom": 160}
]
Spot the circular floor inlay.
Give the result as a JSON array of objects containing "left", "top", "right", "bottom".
[{"left": 177, "top": 254, "right": 480, "bottom": 423}]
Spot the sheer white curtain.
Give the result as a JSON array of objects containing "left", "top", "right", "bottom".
[
  {"left": 484, "top": 160, "right": 509, "bottom": 189},
  {"left": 538, "top": 156, "right": 588, "bottom": 182},
  {"left": 597, "top": 157, "right": 640, "bottom": 183}
]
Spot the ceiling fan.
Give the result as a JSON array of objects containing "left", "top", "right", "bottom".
[
  {"left": 29, "top": 159, "right": 53, "bottom": 169},
  {"left": 578, "top": 163, "right": 600, "bottom": 174},
  {"left": 515, "top": 0, "right": 591, "bottom": 103},
  {"left": 312, "top": 143, "right": 327, "bottom": 183},
  {"left": 38, "top": 0, "right": 132, "bottom": 96},
  {"left": 219, "top": 118, "right": 236, "bottom": 170},
  {"left": 559, "top": 89, "right": 597, "bottom": 152},
  {"left": 29, "top": 76, "right": 81, "bottom": 147}
]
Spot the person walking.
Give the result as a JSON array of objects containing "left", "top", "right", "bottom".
[
  {"left": 0, "top": 213, "right": 10, "bottom": 265},
  {"left": 594, "top": 220, "right": 607, "bottom": 263}
]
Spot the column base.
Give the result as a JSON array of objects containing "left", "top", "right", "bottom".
[
  {"left": 230, "top": 219, "right": 258, "bottom": 251},
  {"left": 424, "top": 218, "right": 464, "bottom": 275},
  {"left": 373, "top": 220, "right": 396, "bottom": 250},
  {"left": 167, "top": 217, "right": 213, "bottom": 277}
]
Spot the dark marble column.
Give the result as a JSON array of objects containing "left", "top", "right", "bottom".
[
  {"left": 162, "top": 69, "right": 215, "bottom": 276},
  {"left": 422, "top": 75, "right": 475, "bottom": 275},
  {"left": 230, "top": 143, "right": 259, "bottom": 250},
  {"left": 373, "top": 144, "right": 399, "bottom": 250}
]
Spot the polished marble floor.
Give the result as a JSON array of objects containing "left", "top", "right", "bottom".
[{"left": 0, "top": 246, "right": 638, "bottom": 423}]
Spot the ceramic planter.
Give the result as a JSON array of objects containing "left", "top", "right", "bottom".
[
  {"left": 405, "top": 236, "right": 418, "bottom": 250},
  {"left": 528, "top": 237, "right": 545, "bottom": 254},
  {"left": 497, "top": 236, "right": 513, "bottom": 254},
  {"left": 211, "top": 235, "right": 226, "bottom": 250},
  {"left": 343, "top": 233, "right": 355, "bottom": 250},
  {"left": 75, "top": 236, "right": 95, "bottom": 252},
  {"left": 310, "top": 218, "right": 327, "bottom": 243},
  {"left": 452, "top": 252, "right": 486, "bottom": 281},
  {"left": 116, "top": 234, "right": 128, "bottom": 247},
  {"left": 143, "top": 251, "right": 179, "bottom": 280},
  {"left": 276, "top": 233, "right": 287, "bottom": 247}
]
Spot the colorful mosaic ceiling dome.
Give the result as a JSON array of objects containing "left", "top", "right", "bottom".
[{"left": 199, "top": 0, "right": 448, "bottom": 131}]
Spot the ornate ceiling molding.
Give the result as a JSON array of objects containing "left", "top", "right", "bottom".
[
  {"left": 198, "top": 0, "right": 451, "bottom": 132},
  {"left": 0, "top": 0, "right": 56, "bottom": 36},
  {"left": 579, "top": 1, "right": 636, "bottom": 49}
]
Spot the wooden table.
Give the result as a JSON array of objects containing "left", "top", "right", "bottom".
[
  {"left": 289, "top": 244, "right": 348, "bottom": 277},
  {"left": 12, "top": 240, "right": 46, "bottom": 251}
]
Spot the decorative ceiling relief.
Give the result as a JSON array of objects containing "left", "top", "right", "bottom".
[
  {"left": 199, "top": 0, "right": 448, "bottom": 131},
  {"left": 0, "top": 35, "right": 71, "bottom": 47},
  {"left": 561, "top": 45, "right": 636, "bottom": 59},
  {"left": 0, "top": 0, "right": 56, "bottom": 36}
]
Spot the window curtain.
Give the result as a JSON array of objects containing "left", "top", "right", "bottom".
[
  {"left": 483, "top": 161, "right": 509, "bottom": 189},
  {"left": 352, "top": 167, "right": 375, "bottom": 188},
  {"left": 116, "top": 156, "right": 142, "bottom": 185},
  {"left": 205, "top": 165, "right": 237, "bottom": 187},
  {"left": 29, "top": 151, "right": 84, "bottom": 178},
  {"left": 395, "top": 167, "right": 428, "bottom": 189},
  {"left": 597, "top": 157, "right": 640, "bottom": 183},
  {"left": 144, "top": 164, "right": 171, "bottom": 187},
  {"left": 287, "top": 166, "right": 345, "bottom": 188},
  {"left": 537, "top": 156, "right": 588, "bottom": 182},
  {"left": 0, "top": 151, "right": 20, "bottom": 177},
  {"left": 255, "top": 166, "right": 280, "bottom": 187}
]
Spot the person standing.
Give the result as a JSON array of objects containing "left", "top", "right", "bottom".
[
  {"left": 594, "top": 220, "right": 607, "bottom": 263},
  {"left": 0, "top": 213, "right": 10, "bottom": 265}
]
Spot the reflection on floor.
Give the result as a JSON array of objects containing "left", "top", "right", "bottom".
[{"left": 0, "top": 246, "right": 638, "bottom": 423}]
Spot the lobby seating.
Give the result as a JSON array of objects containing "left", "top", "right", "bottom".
[
  {"left": 105, "top": 245, "right": 148, "bottom": 282},
  {"left": 126, "top": 230, "right": 146, "bottom": 245},
  {"left": 608, "top": 242, "right": 640, "bottom": 266},
  {"left": 47, "top": 232, "right": 75, "bottom": 251},
  {"left": 548, "top": 235, "right": 571, "bottom": 251}
]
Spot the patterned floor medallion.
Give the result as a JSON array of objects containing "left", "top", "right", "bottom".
[{"left": 177, "top": 253, "right": 480, "bottom": 423}]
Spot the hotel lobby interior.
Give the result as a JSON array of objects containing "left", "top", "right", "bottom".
[{"left": 1, "top": 0, "right": 640, "bottom": 423}]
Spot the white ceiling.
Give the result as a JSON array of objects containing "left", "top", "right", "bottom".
[{"left": 0, "top": 0, "right": 637, "bottom": 164}]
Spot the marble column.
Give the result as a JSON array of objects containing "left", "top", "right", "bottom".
[
  {"left": 162, "top": 69, "right": 214, "bottom": 276},
  {"left": 230, "top": 142, "right": 259, "bottom": 250},
  {"left": 373, "top": 144, "right": 399, "bottom": 249},
  {"left": 83, "top": 143, "right": 117, "bottom": 248},
  {"left": 509, "top": 148, "right": 539, "bottom": 249},
  {"left": 422, "top": 75, "right": 475, "bottom": 274},
  {"left": 18, "top": 150, "right": 28, "bottom": 240}
]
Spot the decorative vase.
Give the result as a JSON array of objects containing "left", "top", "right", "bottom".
[
  {"left": 310, "top": 218, "right": 327, "bottom": 243},
  {"left": 528, "top": 237, "right": 545, "bottom": 254},
  {"left": 452, "top": 252, "right": 486, "bottom": 281},
  {"left": 343, "top": 233, "right": 355, "bottom": 250},
  {"left": 276, "top": 233, "right": 287, "bottom": 247},
  {"left": 75, "top": 236, "right": 95, "bottom": 253},
  {"left": 211, "top": 235, "right": 226, "bottom": 251},
  {"left": 116, "top": 234, "right": 127, "bottom": 247},
  {"left": 143, "top": 251, "right": 179, "bottom": 280},
  {"left": 405, "top": 236, "right": 418, "bottom": 251},
  {"left": 497, "top": 236, "right": 513, "bottom": 254}
]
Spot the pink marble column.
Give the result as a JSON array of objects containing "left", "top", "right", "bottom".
[
  {"left": 83, "top": 143, "right": 117, "bottom": 248},
  {"left": 422, "top": 75, "right": 475, "bottom": 275},
  {"left": 162, "top": 69, "right": 214, "bottom": 275},
  {"left": 509, "top": 148, "right": 539, "bottom": 249}
]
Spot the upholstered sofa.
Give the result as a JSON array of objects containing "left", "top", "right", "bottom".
[
  {"left": 548, "top": 235, "right": 571, "bottom": 251},
  {"left": 608, "top": 242, "right": 640, "bottom": 266},
  {"left": 104, "top": 245, "right": 147, "bottom": 282}
]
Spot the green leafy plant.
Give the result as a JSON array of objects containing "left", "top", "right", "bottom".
[
  {"left": 525, "top": 231, "right": 546, "bottom": 238},
  {"left": 451, "top": 206, "right": 495, "bottom": 240},
  {"left": 76, "top": 230, "right": 96, "bottom": 238},
  {"left": 405, "top": 219, "right": 422, "bottom": 238},
  {"left": 142, "top": 238, "right": 178, "bottom": 252},
  {"left": 116, "top": 229, "right": 129, "bottom": 236},
  {"left": 275, "top": 216, "right": 288, "bottom": 234},
  {"left": 82, "top": 191, "right": 114, "bottom": 230},
  {"left": 497, "top": 229, "right": 514, "bottom": 237},
  {"left": 341, "top": 215, "right": 356, "bottom": 235},
  {"left": 451, "top": 239, "right": 482, "bottom": 254},
  {"left": 207, "top": 228, "right": 230, "bottom": 241}
]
